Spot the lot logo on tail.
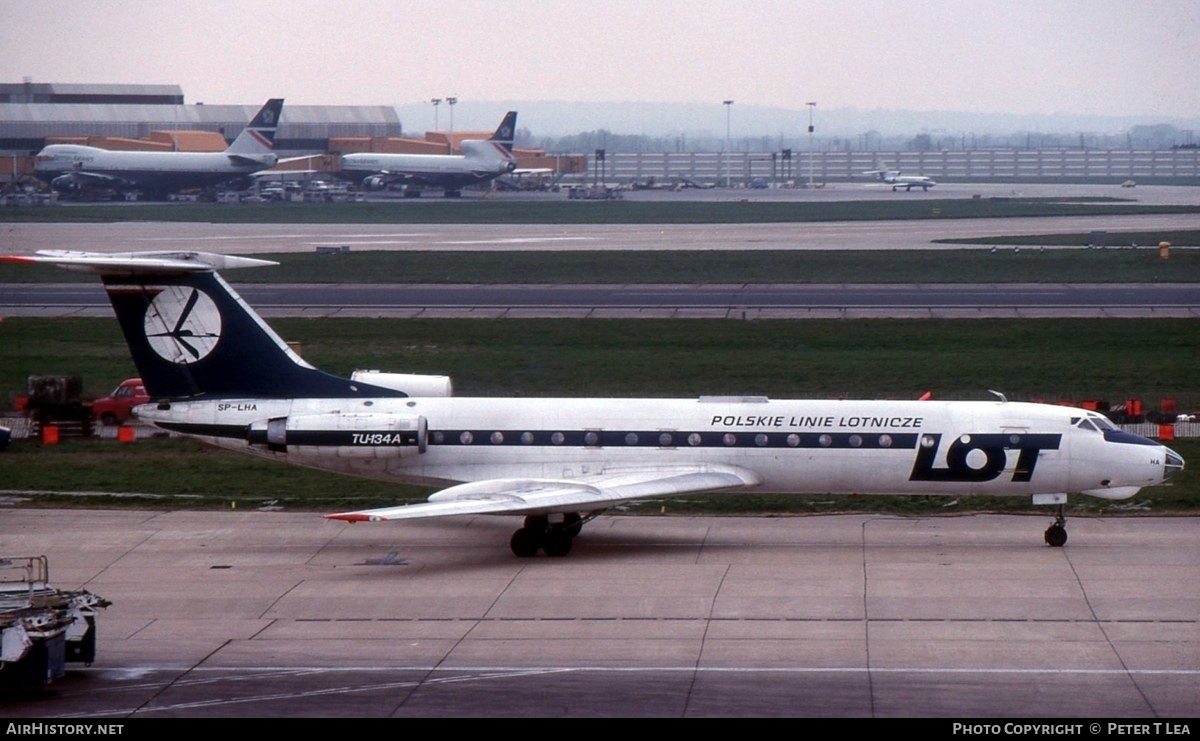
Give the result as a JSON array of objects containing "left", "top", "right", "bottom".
[{"left": 144, "top": 286, "right": 222, "bottom": 364}]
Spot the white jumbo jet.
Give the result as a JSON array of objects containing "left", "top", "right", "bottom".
[
  {"left": 339, "top": 111, "right": 518, "bottom": 197},
  {"left": 2, "top": 250, "right": 1184, "bottom": 557},
  {"left": 34, "top": 99, "right": 285, "bottom": 199},
  {"left": 863, "top": 161, "right": 937, "bottom": 191}
]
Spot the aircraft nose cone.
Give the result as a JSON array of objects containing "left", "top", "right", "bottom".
[{"left": 1164, "top": 447, "right": 1185, "bottom": 482}]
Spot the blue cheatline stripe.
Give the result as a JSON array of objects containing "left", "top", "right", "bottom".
[
  {"left": 159, "top": 422, "right": 920, "bottom": 451},
  {"left": 430, "top": 430, "right": 921, "bottom": 450}
]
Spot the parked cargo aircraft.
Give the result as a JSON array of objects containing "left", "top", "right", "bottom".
[
  {"left": 863, "top": 161, "right": 937, "bottom": 191},
  {"left": 3, "top": 250, "right": 1184, "bottom": 557},
  {"left": 339, "top": 111, "right": 518, "bottom": 197},
  {"left": 34, "top": 99, "right": 285, "bottom": 199}
]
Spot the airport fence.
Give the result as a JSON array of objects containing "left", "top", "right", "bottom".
[{"left": 586, "top": 149, "right": 1200, "bottom": 186}]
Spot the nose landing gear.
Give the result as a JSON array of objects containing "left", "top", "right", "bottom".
[{"left": 1044, "top": 504, "right": 1068, "bottom": 547}]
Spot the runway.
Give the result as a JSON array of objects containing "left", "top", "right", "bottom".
[
  {"left": 1, "top": 509, "right": 1196, "bottom": 718},
  {"left": 3, "top": 212, "right": 1199, "bottom": 255},
  {"left": 5, "top": 281, "right": 1199, "bottom": 318},
  {"left": 3, "top": 184, "right": 1198, "bottom": 318}
]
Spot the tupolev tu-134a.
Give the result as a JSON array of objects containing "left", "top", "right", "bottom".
[{"left": 2, "top": 251, "right": 1184, "bottom": 557}]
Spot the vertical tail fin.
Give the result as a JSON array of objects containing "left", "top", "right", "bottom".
[
  {"left": 225, "top": 98, "right": 285, "bottom": 159},
  {"left": 7, "top": 251, "right": 401, "bottom": 400},
  {"left": 459, "top": 111, "right": 518, "bottom": 169},
  {"left": 488, "top": 111, "right": 518, "bottom": 154}
]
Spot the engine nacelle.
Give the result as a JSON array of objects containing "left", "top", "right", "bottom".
[
  {"left": 351, "top": 370, "right": 453, "bottom": 398},
  {"left": 362, "top": 175, "right": 389, "bottom": 191},
  {"left": 247, "top": 412, "right": 427, "bottom": 457},
  {"left": 51, "top": 174, "right": 82, "bottom": 193}
]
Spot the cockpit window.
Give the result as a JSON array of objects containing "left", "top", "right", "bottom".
[{"left": 1075, "top": 414, "right": 1117, "bottom": 433}]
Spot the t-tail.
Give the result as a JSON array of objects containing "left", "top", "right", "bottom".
[
  {"left": 225, "top": 98, "right": 285, "bottom": 166},
  {"left": 1, "top": 250, "right": 401, "bottom": 401}
]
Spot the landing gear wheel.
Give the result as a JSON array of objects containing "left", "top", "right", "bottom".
[
  {"left": 1044, "top": 504, "right": 1068, "bottom": 547},
  {"left": 561, "top": 513, "right": 583, "bottom": 538},
  {"left": 510, "top": 528, "right": 541, "bottom": 558},
  {"left": 1044, "top": 524, "right": 1067, "bottom": 548},
  {"left": 509, "top": 514, "right": 586, "bottom": 557},
  {"left": 542, "top": 529, "right": 573, "bottom": 557}
]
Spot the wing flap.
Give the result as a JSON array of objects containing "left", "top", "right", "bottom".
[{"left": 325, "top": 466, "right": 759, "bottom": 523}]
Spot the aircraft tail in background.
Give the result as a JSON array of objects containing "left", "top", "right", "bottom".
[{"left": 225, "top": 98, "right": 285, "bottom": 166}]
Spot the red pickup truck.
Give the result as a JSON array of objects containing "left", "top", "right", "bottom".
[{"left": 91, "top": 378, "right": 150, "bottom": 426}]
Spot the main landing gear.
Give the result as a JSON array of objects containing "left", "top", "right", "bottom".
[
  {"left": 1044, "top": 503, "right": 1068, "bottom": 547},
  {"left": 510, "top": 513, "right": 587, "bottom": 558}
]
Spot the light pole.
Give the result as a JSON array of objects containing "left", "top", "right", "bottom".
[
  {"left": 723, "top": 99, "right": 734, "bottom": 188},
  {"left": 447, "top": 96, "right": 458, "bottom": 145},
  {"left": 430, "top": 98, "right": 442, "bottom": 135},
  {"left": 806, "top": 102, "right": 816, "bottom": 188}
]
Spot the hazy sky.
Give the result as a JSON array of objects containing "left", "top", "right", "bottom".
[{"left": 3, "top": 0, "right": 1198, "bottom": 125}]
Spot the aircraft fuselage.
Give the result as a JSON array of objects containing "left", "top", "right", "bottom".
[
  {"left": 139, "top": 396, "right": 1174, "bottom": 502},
  {"left": 35, "top": 145, "right": 276, "bottom": 194}
]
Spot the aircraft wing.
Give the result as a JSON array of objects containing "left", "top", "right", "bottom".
[
  {"left": 58, "top": 170, "right": 129, "bottom": 187},
  {"left": 325, "top": 465, "right": 760, "bottom": 522},
  {"left": 362, "top": 170, "right": 420, "bottom": 186}
]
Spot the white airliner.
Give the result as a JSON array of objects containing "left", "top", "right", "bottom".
[
  {"left": 863, "top": 161, "right": 937, "bottom": 191},
  {"left": 2, "top": 250, "right": 1183, "bottom": 557},
  {"left": 34, "top": 99, "right": 285, "bottom": 199},
  {"left": 339, "top": 111, "right": 518, "bottom": 197}
]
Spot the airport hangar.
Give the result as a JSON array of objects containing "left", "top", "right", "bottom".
[{"left": 0, "top": 82, "right": 581, "bottom": 189}]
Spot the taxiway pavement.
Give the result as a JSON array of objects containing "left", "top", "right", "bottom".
[{"left": 1, "top": 509, "right": 1196, "bottom": 718}]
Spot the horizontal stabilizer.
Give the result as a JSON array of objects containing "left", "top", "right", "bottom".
[
  {"left": 227, "top": 154, "right": 278, "bottom": 168},
  {"left": 1, "top": 250, "right": 278, "bottom": 276}
]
